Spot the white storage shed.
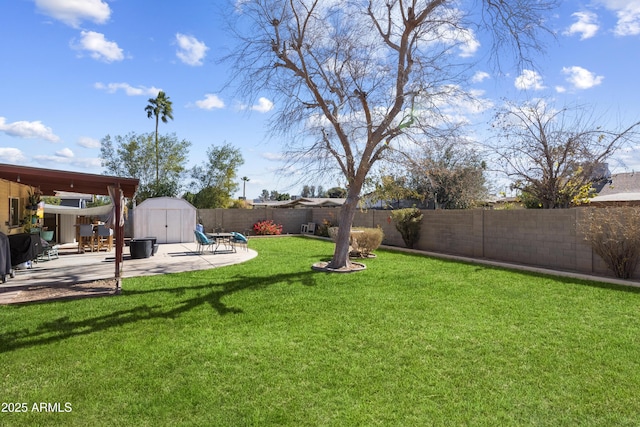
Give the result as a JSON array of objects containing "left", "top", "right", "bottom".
[{"left": 133, "top": 197, "right": 196, "bottom": 243}]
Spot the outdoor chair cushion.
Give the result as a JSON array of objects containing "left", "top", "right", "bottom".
[{"left": 231, "top": 232, "right": 248, "bottom": 243}]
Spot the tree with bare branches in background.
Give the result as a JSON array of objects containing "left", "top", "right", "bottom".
[
  {"left": 491, "top": 99, "right": 640, "bottom": 208},
  {"left": 225, "top": 0, "right": 558, "bottom": 270}
]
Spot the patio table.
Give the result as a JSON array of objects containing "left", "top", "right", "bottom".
[{"left": 206, "top": 233, "right": 236, "bottom": 254}]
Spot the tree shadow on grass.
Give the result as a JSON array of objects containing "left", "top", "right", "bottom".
[{"left": 0, "top": 270, "right": 317, "bottom": 354}]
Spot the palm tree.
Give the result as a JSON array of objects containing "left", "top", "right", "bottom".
[
  {"left": 145, "top": 91, "right": 174, "bottom": 185},
  {"left": 241, "top": 176, "right": 250, "bottom": 200}
]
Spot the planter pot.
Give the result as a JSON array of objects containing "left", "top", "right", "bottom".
[
  {"left": 143, "top": 237, "right": 159, "bottom": 255},
  {"left": 129, "top": 239, "right": 153, "bottom": 259}
]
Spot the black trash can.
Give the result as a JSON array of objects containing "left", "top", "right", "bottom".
[{"left": 129, "top": 239, "right": 153, "bottom": 259}]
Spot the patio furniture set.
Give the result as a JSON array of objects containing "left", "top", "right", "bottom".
[
  {"left": 194, "top": 228, "right": 248, "bottom": 254},
  {"left": 77, "top": 223, "right": 113, "bottom": 253}
]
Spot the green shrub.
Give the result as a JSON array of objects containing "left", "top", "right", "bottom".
[
  {"left": 328, "top": 226, "right": 384, "bottom": 257},
  {"left": 350, "top": 227, "right": 384, "bottom": 257},
  {"left": 579, "top": 207, "right": 640, "bottom": 279},
  {"left": 390, "top": 208, "right": 423, "bottom": 249},
  {"left": 253, "top": 220, "right": 283, "bottom": 235}
]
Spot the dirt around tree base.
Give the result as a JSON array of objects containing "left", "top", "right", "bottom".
[{"left": 311, "top": 261, "right": 366, "bottom": 273}]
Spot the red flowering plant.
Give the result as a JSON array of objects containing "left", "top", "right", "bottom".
[{"left": 253, "top": 219, "right": 283, "bottom": 235}]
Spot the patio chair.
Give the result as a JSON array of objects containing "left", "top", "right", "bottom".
[
  {"left": 78, "top": 224, "right": 95, "bottom": 253},
  {"left": 38, "top": 243, "right": 59, "bottom": 261},
  {"left": 300, "top": 222, "right": 316, "bottom": 234},
  {"left": 194, "top": 230, "right": 215, "bottom": 254},
  {"left": 40, "top": 229, "right": 54, "bottom": 243},
  {"left": 96, "top": 224, "right": 113, "bottom": 251},
  {"left": 306, "top": 222, "right": 316, "bottom": 234},
  {"left": 231, "top": 232, "right": 248, "bottom": 251}
]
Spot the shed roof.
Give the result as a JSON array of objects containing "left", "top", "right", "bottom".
[{"left": 135, "top": 197, "right": 196, "bottom": 210}]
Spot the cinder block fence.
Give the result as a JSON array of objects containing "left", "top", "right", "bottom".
[{"left": 197, "top": 207, "right": 633, "bottom": 280}]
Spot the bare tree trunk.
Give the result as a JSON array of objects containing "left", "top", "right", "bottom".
[
  {"left": 329, "top": 182, "right": 363, "bottom": 269},
  {"left": 155, "top": 117, "right": 159, "bottom": 186}
]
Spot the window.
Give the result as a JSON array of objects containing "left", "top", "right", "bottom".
[{"left": 9, "top": 197, "right": 19, "bottom": 227}]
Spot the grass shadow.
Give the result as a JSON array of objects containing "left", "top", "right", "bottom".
[
  {"left": 378, "top": 248, "right": 640, "bottom": 294},
  {"left": 0, "top": 270, "right": 317, "bottom": 354}
]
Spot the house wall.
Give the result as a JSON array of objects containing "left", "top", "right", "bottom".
[
  {"left": 197, "top": 206, "right": 630, "bottom": 279},
  {"left": 0, "top": 178, "right": 32, "bottom": 235}
]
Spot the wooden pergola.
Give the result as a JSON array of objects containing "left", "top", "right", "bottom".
[{"left": 0, "top": 164, "right": 139, "bottom": 290}]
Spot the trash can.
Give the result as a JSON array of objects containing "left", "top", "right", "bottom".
[{"left": 129, "top": 238, "right": 153, "bottom": 259}]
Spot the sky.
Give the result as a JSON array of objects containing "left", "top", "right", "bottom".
[{"left": 1, "top": 0, "right": 640, "bottom": 200}]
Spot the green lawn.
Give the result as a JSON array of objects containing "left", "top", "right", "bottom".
[{"left": 1, "top": 237, "right": 640, "bottom": 426}]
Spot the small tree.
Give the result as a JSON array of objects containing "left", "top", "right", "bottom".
[
  {"left": 579, "top": 207, "right": 640, "bottom": 279},
  {"left": 100, "top": 132, "right": 190, "bottom": 204},
  {"left": 366, "top": 174, "right": 417, "bottom": 210},
  {"left": 491, "top": 100, "right": 640, "bottom": 208},
  {"left": 390, "top": 208, "right": 423, "bottom": 249},
  {"left": 189, "top": 143, "right": 244, "bottom": 208},
  {"left": 406, "top": 139, "right": 488, "bottom": 209}
]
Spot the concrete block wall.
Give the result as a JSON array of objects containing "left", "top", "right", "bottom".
[
  {"left": 198, "top": 208, "right": 311, "bottom": 235},
  {"left": 418, "top": 210, "right": 480, "bottom": 257},
  {"left": 482, "top": 210, "right": 578, "bottom": 271},
  {"left": 196, "top": 206, "right": 639, "bottom": 279}
]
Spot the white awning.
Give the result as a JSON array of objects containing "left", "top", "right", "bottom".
[{"left": 43, "top": 203, "right": 113, "bottom": 216}]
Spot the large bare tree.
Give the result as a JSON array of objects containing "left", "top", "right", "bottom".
[
  {"left": 491, "top": 99, "right": 640, "bottom": 208},
  {"left": 227, "top": 0, "right": 557, "bottom": 269}
]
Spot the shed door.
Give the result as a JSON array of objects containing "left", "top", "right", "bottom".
[{"left": 165, "top": 209, "right": 182, "bottom": 243}]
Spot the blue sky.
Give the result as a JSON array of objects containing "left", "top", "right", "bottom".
[{"left": 1, "top": 0, "right": 639, "bottom": 199}]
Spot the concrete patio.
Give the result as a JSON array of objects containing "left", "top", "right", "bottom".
[{"left": 0, "top": 242, "right": 258, "bottom": 304}]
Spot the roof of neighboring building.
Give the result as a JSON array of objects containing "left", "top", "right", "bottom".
[
  {"left": 590, "top": 192, "right": 640, "bottom": 202},
  {"left": 594, "top": 172, "right": 640, "bottom": 197},
  {"left": 252, "top": 197, "right": 346, "bottom": 208}
]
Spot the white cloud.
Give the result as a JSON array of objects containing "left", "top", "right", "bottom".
[
  {"left": 562, "top": 66, "right": 604, "bottom": 89},
  {"left": 0, "top": 147, "right": 28, "bottom": 164},
  {"left": 95, "top": 82, "right": 161, "bottom": 96},
  {"left": 175, "top": 33, "right": 209, "bottom": 66},
  {"left": 261, "top": 152, "right": 286, "bottom": 161},
  {"left": 457, "top": 28, "right": 480, "bottom": 57},
  {"left": 564, "top": 11, "right": 599, "bottom": 39},
  {"left": 77, "top": 136, "right": 101, "bottom": 148},
  {"left": 0, "top": 117, "right": 60, "bottom": 142},
  {"left": 35, "top": 0, "right": 111, "bottom": 28},
  {"left": 56, "top": 148, "right": 74, "bottom": 158},
  {"left": 597, "top": 0, "right": 640, "bottom": 36},
  {"left": 471, "top": 71, "right": 490, "bottom": 83},
  {"left": 514, "top": 69, "right": 546, "bottom": 90},
  {"left": 195, "top": 94, "right": 225, "bottom": 110},
  {"left": 73, "top": 31, "right": 124, "bottom": 62},
  {"left": 32, "top": 154, "right": 102, "bottom": 169},
  {"left": 555, "top": 86, "right": 567, "bottom": 93},
  {"left": 251, "top": 97, "right": 274, "bottom": 113}
]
